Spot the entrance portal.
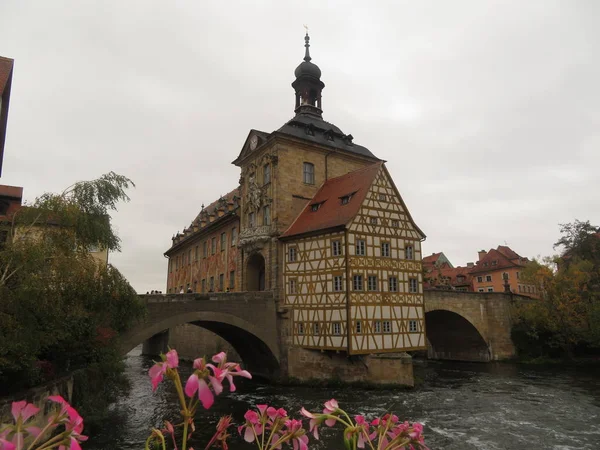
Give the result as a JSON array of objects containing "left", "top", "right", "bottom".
[{"left": 246, "top": 252, "right": 266, "bottom": 291}]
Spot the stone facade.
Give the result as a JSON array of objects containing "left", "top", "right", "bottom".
[{"left": 168, "top": 324, "right": 240, "bottom": 362}]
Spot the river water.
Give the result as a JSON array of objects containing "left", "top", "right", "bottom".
[{"left": 86, "top": 348, "right": 600, "bottom": 450}]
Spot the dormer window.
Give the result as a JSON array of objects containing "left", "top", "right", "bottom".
[
  {"left": 340, "top": 192, "right": 356, "bottom": 205},
  {"left": 305, "top": 123, "right": 315, "bottom": 136},
  {"left": 324, "top": 129, "right": 334, "bottom": 141},
  {"left": 310, "top": 201, "right": 324, "bottom": 212},
  {"left": 492, "top": 260, "right": 498, "bottom": 266}
]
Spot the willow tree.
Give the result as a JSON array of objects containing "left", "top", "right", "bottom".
[{"left": 0, "top": 172, "right": 145, "bottom": 396}]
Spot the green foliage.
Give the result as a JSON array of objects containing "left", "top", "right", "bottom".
[
  {"left": 512, "top": 220, "right": 600, "bottom": 359},
  {"left": 0, "top": 172, "right": 144, "bottom": 395}
]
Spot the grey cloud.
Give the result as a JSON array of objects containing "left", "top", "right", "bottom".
[{"left": 0, "top": 1, "right": 598, "bottom": 290}]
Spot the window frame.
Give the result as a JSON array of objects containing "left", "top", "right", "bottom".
[
  {"left": 219, "top": 273, "right": 224, "bottom": 291},
  {"left": 288, "top": 246, "right": 297, "bottom": 262},
  {"left": 303, "top": 162, "right": 315, "bottom": 185},
  {"left": 405, "top": 245, "right": 414, "bottom": 260},
  {"left": 220, "top": 232, "right": 226, "bottom": 251},
  {"left": 353, "top": 274, "right": 363, "bottom": 291},
  {"left": 333, "top": 275, "right": 343, "bottom": 292},
  {"left": 333, "top": 322, "right": 341, "bottom": 335},
  {"left": 408, "top": 320, "right": 418, "bottom": 332},
  {"left": 381, "top": 242, "right": 390, "bottom": 257},
  {"left": 332, "top": 240, "right": 342, "bottom": 256},
  {"left": 408, "top": 277, "right": 418, "bottom": 293},
  {"left": 229, "top": 270, "right": 235, "bottom": 290},
  {"left": 486, "top": 275, "right": 492, "bottom": 282},
  {"left": 263, "top": 163, "right": 271, "bottom": 185},
  {"left": 231, "top": 227, "right": 237, "bottom": 246},
  {"left": 388, "top": 276, "right": 398, "bottom": 292},
  {"left": 382, "top": 320, "right": 392, "bottom": 333},
  {"left": 211, "top": 237, "right": 216, "bottom": 255},
  {"left": 356, "top": 239, "right": 366, "bottom": 256},
  {"left": 367, "top": 275, "right": 378, "bottom": 291},
  {"left": 373, "top": 320, "right": 381, "bottom": 333},
  {"left": 289, "top": 278, "right": 297, "bottom": 294},
  {"left": 263, "top": 205, "right": 271, "bottom": 226}
]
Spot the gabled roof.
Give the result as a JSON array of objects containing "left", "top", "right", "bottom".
[
  {"left": 231, "top": 129, "right": 271, "bottom": 165},
  {"left": 281, "top": 162, "right": 383, "bottom": 239},
  {"left": 423, "top": 252, "right": 443, "bottom": 265},
  {"left": 470, "top": 246, "right": 528, "bottom": 274},
  {"left": 0, "top": 56, "right": 15, "bottom": 177}
]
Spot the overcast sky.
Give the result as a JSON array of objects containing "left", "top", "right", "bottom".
[{"left": 1, "top": 1, "right": 599, "bottom": 292}]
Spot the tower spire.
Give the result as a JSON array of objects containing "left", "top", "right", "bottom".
[
  {"left": 303, "top": 26, "right": 311, "bottom": 62},
  {"left": 292, "top": 28, "right": 325, "bottom": 117}
]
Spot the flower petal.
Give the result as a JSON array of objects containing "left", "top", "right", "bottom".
[
  {"left": 10, "top": 401, "right": 25, "bottom": 422},
  {"left": 185, "top": 374, "right": 199, "bottom": 398},
  {"left": 165, "top": 350, "right": 179, "bottom": 369},
  {"left": 243, "top": 426, "right": 255, "bottom": 443},
  {"left": 198, "top": 378, "right": 214, "bottom": 409},
  {"left": 212, "top": 352, "right": 227, "bottom": 364},
  {"left": 0, "top": 438, "right": 16, "bottom": 450}
]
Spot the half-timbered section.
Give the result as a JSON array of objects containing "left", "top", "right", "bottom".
[
  {"left": 283, "top": 231, "right": 347, "bottom": 350},
  {"left": 346, "top": 164, "right": 426, "bottom": 354},
  {"left": 281, "top": 162, "right": 426, "bottom": 355},
  {"left": 165, "top": 189, "right": 240, "bottom": 294}
]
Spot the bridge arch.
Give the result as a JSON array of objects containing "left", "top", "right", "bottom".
[
  {"left": 121, "top": 310, "right": 280, "bottom": 379},
  {"left": 425, "top": 309, "right": 490, "bottom": 362}
]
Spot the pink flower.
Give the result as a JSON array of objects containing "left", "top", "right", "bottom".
[
  {"left": 282, "top": 419, "right": 308, "bottom": 450},
  {"left": 148, "top": 349, "right": 180, "bottom": 392},
  {"left": 165, "top": 349, "right": 179, "bottom": 369},
  {"left": 184, "top": 374, "right": 214, "bottom": 409},
  {"left": 47, "top": 396, "right": 87, "bottom": 447},
  {"left": 0, "top": 438, "right": 16, "bottom": 450},
  {"left": 11, "top": 401, "right": 40, "bottom": 424},
  {"left": 300, "top": 407, "right": 321, "bottom": 439},
  {"left": 323, "top": 399, "right": 338, "bottom": 413}
]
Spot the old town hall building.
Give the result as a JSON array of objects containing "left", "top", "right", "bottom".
[{"left": 165, "top": 34, "right": 426, "bottom": 356}]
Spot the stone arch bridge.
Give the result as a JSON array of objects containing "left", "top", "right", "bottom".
[
  {"left": 424, "top": 290, "right": 529, "bottom": 362},
  {"left": 122, "top": 290, "right": 527, "bottom": 379},
  {"left": 120, "top": 292, "right": 281, "bottom": 379}
]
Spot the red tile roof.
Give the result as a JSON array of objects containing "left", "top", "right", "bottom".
[
  {"left": 422, "top": 252, "right": 443, "bottom": 265},
  {"left": 281, "top": 162, "right": 383, "bottom": 238},
  {"left": 470, "top": 246, "right": 528, "bottom": 274}
]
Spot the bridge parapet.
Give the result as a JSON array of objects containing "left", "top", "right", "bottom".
[{"left": 139, "top": 291, "right": 275, "bottom": 305}]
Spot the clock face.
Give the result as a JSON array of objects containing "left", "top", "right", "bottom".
[{"left": 249, "top": 135, "right": 258, "bottom": 150}]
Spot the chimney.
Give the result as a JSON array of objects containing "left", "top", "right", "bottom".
[
  {"left": 478, "top": 250, "right": 487, "bottom": 261},
  {"left": 467, "top": 262, "right": 474, "bottom": 268}
]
